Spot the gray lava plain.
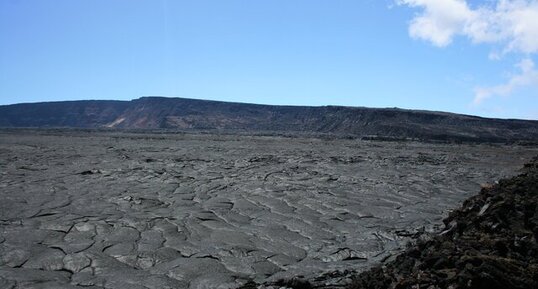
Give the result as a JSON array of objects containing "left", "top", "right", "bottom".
[{"left": 1, "top": 130, "right": 537, "bottom": 289}]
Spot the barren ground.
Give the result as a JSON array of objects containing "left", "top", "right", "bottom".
[{"left": 1, "top": 130, "right": 537, "bottom": 289}]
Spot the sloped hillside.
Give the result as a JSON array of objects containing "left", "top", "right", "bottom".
[{"left": 1, "top": 96, "right": 538, "bottom": 142}]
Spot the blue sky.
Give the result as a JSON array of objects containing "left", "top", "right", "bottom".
[{"left": 1, "top": 0, "right": 537, "bottom": 119}]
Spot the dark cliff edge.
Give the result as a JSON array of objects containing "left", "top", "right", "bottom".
[
  {"left": 1, "top": 96, "right": 538, "bottom": 143},
  {"left": 0, "top": 100, "right": 129, "bottom": 128}
]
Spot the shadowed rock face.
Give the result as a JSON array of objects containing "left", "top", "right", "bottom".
[
  {"left": 1, "top": 97, "right": 538, "bottom": 142},
  {"left": 0, "top": 100, "right": 129, "bottom": 128},
  {"left": 1, "top": 130, "right": 538, "bottom": 288}
]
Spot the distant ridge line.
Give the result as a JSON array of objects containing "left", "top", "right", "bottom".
[{"left": 1, "top": 96, "right": 537, "bottom": 143}]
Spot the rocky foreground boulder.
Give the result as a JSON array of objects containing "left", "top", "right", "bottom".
[{"left": 348, "top": 156, "right": 538, "bottom": 289}]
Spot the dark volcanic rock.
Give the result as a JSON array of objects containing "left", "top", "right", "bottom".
[
  {"left": 1, "top": 96, "right": 538, "bottom": 142},
  {"left": 0, "top": 100, "right": 129, "bottom": 128},
  {"left": 1, "top": 130, "right": 538, "bottom": 288},
  {"left": 348, "top": 156, "right": 538, "bottom": 289}
]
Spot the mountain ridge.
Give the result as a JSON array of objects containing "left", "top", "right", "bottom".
[{"left": 1, "top": 96, "right": 538, "bottom": 142}]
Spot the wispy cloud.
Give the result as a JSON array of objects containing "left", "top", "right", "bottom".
[
  {"left": 397, "top": 0, "right": 473, "bottom": 47},
  {"left": 397, "top": 0, "right": 538, "bottom": 54},
  {"left": 397, "top": 0, "right": 538, "bottom": 106},
  {"left": 474, "top": 58, "right": 538, "bottom": 104}
]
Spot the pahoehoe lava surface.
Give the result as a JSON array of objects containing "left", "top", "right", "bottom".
[
  {"left": 1, "top": 130, "right": 537, "bottom": 288},
  {"left": 346, "top": 156, "right": 538, "bottom": 289}
]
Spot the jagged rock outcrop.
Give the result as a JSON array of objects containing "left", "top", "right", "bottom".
[{"left": 347, "top": 156, "right": 538, "bottom": 289}]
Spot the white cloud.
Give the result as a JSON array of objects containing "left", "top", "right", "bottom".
[
  {"left": 397, "top": 0, "right": 538, "bottom": 54},
  {"left": 398, "top": 0, "right": 473, "bottom": 47},
  {"left": 398, "top": 0, "right": 538, "bottom": 106},
  {"left": 473, "top": 58, "right": 538, "bottom": 104}
]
